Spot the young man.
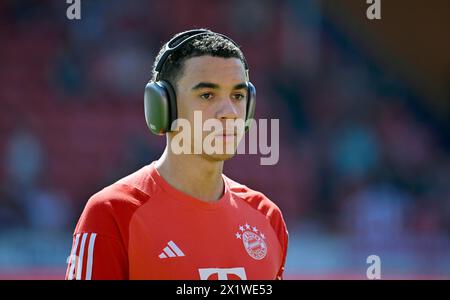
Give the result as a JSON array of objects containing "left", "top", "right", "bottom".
[{"left": 65, "top": 29, "right": 288, "bottom": 280}]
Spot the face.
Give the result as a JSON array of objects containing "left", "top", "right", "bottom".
[{"left": 169, "top": 55, "right": 248, "bottom": 161}]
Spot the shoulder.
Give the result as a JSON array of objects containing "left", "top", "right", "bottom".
[
  {"left": 75, "top": 165, "right": 157, "bottom": 236},
  {"left": 86, "top": 164, "right": 157, "bottom": 216},
  {"left": 226, "top": 175, "right": 282, "bottom": 217},
  {"left": 225, "top": 175, "right": 287, "bottom": 235}
]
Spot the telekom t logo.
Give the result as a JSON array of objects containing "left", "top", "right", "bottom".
[{"left": 198, "top": 267, "right": 247, "bottom": 280}]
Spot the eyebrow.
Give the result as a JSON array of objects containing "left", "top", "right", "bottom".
[{"left": 191, "top": 82, "right": 247, "bottom": 91}]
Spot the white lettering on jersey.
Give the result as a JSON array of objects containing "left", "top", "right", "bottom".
[{"left": 198, "top": 267, "right": 247, "bottom": 280}]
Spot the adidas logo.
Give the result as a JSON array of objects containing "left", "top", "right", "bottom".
[{"left": 158, "top": 240, "right": 185, "bottom": 259}]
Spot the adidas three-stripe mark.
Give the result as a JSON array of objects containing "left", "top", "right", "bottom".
[{"left": 159, "top": 241, "right": 185, "bottom": 259}]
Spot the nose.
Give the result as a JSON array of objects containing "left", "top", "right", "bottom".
[{"left": 216, "top": 96, "right": 238, "bottom": 120}]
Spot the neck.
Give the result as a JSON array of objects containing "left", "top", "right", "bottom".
[{"left": 155, "top": 147, "right": 225, "bottom": 202}]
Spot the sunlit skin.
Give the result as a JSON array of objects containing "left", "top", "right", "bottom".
[{"left": 156, "top": 56, "right": 248, "bottom": 203}]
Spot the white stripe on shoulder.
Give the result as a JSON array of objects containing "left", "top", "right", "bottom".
[
  {"left": 85, "top": 233, "right": 97, "bottom": 280},
  {"left": 67, "top": 233, "right": 81, "bottom": 280},
  {"left": 76, "top": 233, "right": 88, "bottom": 280}
]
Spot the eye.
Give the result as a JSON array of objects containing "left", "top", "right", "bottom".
[
  {"left": 200, "top": 93, "right": 213, "bottom": 100},
  {"left": 233, "top": 93, "right": 246, "bottom": 101}
]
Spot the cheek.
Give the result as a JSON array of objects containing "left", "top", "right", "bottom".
[
  {"left": 176, "top": 100, "right": 204, "bottom": 134},
  {"left": 176, "top": 99, "right": 189, "bottom": 119},
  {"left": 236, "top": 101, "right": 247, "bottom": 119},
  {"left": 176, "top": 97, "right": 200, "bottom": 121}
]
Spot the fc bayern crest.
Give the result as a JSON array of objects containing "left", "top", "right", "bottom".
[{"left": 235, "top": 223, "right": 267, "bottom": 260}]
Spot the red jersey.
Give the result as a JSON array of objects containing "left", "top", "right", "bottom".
[{"left": 65, "top": 161, "right": 288, "bottom": 280}]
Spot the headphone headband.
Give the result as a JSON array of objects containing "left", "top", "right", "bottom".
[{"left": 154, "top": 29, "right": 249, "bottom": 77}]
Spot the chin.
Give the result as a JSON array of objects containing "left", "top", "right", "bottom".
[{"left": 203, "top": 152, "right": 236, "bottom": 162}]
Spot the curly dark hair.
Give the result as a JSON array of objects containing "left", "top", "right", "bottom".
[{"left": 151, "top": 29, "right": 247, "bottom": 87}]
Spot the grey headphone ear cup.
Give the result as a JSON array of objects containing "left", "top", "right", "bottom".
[
  {"left": 245, "top": 82, "right": 256, "bottom": 132},
  {"left": 158, "top": 80, "right": 177, "bottom": 130},
  {"left": 144, "top": 81, "right": 177, "bottom": 135}
]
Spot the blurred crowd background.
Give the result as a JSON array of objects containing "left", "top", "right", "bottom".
[{"left": 0, "top": 0, "right": 448, "bottom": 279}]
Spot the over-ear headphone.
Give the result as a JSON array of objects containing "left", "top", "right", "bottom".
[{"left": 144, "top": 29, "right": 256, "bottom": 135}]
